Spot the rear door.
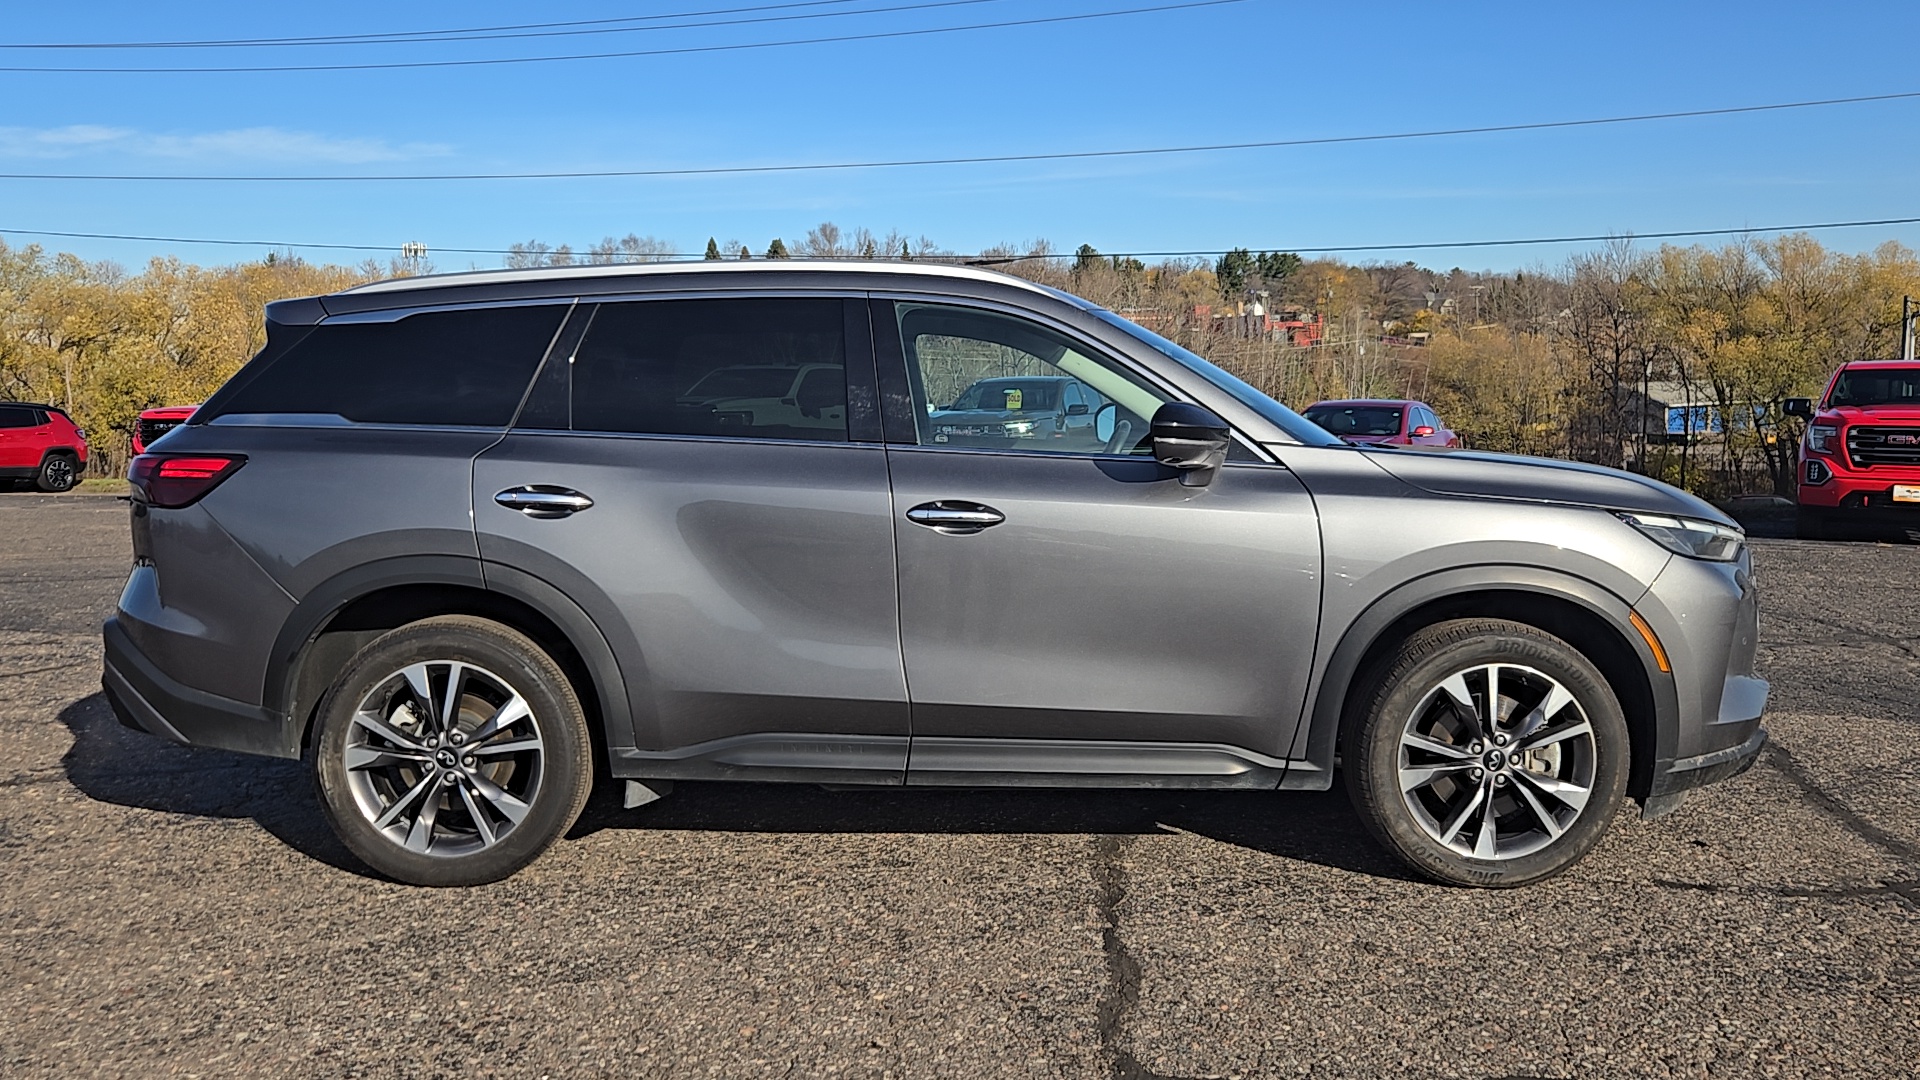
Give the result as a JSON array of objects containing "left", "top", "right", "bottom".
[{"left": 472, "top": 294, "right": 908, "bottom": 781}]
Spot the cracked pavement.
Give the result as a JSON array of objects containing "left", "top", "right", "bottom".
[{"left": 2, "top": 496, "right": 1916, "bottom": 1078}]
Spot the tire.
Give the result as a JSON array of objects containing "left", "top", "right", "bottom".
[
  {"left": 1795, "top": 508, "right": 1832, "bottom": 541},
  {"left": 35, "top": 454, "right": 79, "bottom": 493},
  {"left": 312, "top": 616, "right": 593, "bottom": 887},
  {"left": 1345, "top": 618, "right": 1629, "bottom": 887}
]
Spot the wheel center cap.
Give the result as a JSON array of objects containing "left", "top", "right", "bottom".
[
  {"left": 435, "top": 750, "right": 459, "bottom": 769},
  {"left": 1484, "top": 749, "right": 1507, "bottom": 771}
]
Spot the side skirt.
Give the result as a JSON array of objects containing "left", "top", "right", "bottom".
[{"left": 614, "top": 733, "right": 1314, "bottom": 791}]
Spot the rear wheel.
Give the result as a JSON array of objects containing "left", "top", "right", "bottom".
[
  {"left": 312, "top": 616, "right": 593, "bottom": 887},
  {"left": 35, "top": 454, "right": 79, "bottom": 493},
  {"left": 1346, "top": 619, "right": 1628, "bottom": 887}
]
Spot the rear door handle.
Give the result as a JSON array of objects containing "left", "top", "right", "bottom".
[
  {"left": 495, "top": 486, "right": 595, "bottom": 519},
  {"left": 905, "top": 500, "right": 1005, "bottom": 534}
]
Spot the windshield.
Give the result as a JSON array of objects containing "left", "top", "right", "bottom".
[
  {"left": 1303, "top": 404, "right": 1404, "bottom": 436},
  {"left": 1088, "top": 308, "right": 1341, "bottom": 446},
  {"left": 947, "top": 379, "right": 1060, "bottom": 412},
  {"left": 683, "top": 366, "right": 800, "bottom": 400},
  {"left": 1829, "top": 367, "right": 1920, "bottom": 407}
]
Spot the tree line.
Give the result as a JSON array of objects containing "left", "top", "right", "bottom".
[{"left": 3, "top": 227, "right": 1916, "bottom": 497}]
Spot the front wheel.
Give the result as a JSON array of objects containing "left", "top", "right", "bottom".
[
  {"left": 312, "top": 616, "right": 593, "bottom": 887},
  {"left": 1345, "top": 619, "right": 1629, "bottom": 887}
]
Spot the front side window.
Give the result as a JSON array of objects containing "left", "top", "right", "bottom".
[
  {"left": 894, "top": 302, "right": 1169, "bottom": 455},
  {"left": 0, "top": 405, "right": 37, "bottom": 429},
  {"left": 569, "top": 298, "right": 848, "bottom": 442}
]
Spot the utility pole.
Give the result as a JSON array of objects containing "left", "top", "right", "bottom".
[{"left": 1904, "top": 295, "right": 1916, "bottom": 362}]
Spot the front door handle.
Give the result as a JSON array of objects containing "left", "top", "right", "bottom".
[
  {"left": 905, "top": 500, "right": 1005, "bottom": 534},
  {"left": 495, "top": 486, "right": 594, "bottom": 519}
]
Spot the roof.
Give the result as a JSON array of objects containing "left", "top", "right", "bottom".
[
  {"left": 1837, "top": 359, "right": 1920, "bottom": 369},
  {"left": 341, "top": 259, "right": 1064, "bottom": 300},
  {"left": 1304, "top": 399, "right": 1421, "bottom": 408}
]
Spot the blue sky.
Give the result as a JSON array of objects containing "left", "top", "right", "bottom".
[{"left": 4, "top": 0, "right": 1920, "bottom": 272}]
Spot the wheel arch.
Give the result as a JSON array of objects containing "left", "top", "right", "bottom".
[
  {"left": 1296, "top": 566, "right": 1678, "bottom": 800},
  {"left": 266, "top": 557, "right": 634, "bottom": 766}
]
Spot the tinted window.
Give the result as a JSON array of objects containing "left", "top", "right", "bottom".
[
  {"left": 570, "top": 298, "right": 848, "bottom": 442},
  {"left": 210, "top": 305, "right": 564, "bottom": 426},
  {"left": 0, "top": 405, "right": 38, "bottom": 429}
]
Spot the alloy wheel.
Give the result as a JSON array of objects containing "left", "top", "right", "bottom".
[
  {"left": 1396, "top": 662, "right": 1598, "bottom": 861},
  {"left": 342, "top": 660, "right": 547, "bottom": 858}
]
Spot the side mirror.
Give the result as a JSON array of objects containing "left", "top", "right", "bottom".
[
  {"left": 1150, "top": 402, "right": 1230, "bottom": 487},
  {"left": 1783, "top": 398, "right": 1814, "bottom": 419},
  {"left": 1066, "top": 403, "right": 1090, "bottom": 416},
  {"left": 1412, "top": 425, "right": 1436, "bottom": 438}
]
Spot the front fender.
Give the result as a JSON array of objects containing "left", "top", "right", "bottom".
[{"left": 1285, "top": 564, "right": 1679, "bottom": 792}]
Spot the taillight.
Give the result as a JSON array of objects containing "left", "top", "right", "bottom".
[{"left": 128, "top": 454, "right": 246, "bottom": 508}]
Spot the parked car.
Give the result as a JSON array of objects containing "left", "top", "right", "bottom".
[
  {"left": 0, "top": 401, "right": 87, "bottom": 492},
  {"left": 928, "top": 375, "right": 1107, "bottom": 451},
  {"left": 1302, "top": 399, "right": 1461, "bottom": 447},
  {"left": 1786, "top": 361, "right": 1920, "bottom": 539},
  {"left": 105, "top": 262, "right": 1766, "bottom": 889},
  {"left": 131, "top": 405, "right": 199, "bottom": 456}
]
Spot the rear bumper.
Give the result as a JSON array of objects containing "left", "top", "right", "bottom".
[{"left": 102, "top": 616, "right": 300, "bottom": 759}]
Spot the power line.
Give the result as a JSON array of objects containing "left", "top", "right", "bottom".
[
  {"left": 8, "top": 88, "right": 1915, "bottom": 182},
  {"left": 0, "top": 0, "right": 1016, "bottom": 52},
  {"left": 0, "top": 0, "right": 1245, "bottom": 73},
  {"left": 5, "top": 215, "right": 1917, "bottom": 261},
  {"left": 0, "top": 0, "right": 873, "bottom": 48}
]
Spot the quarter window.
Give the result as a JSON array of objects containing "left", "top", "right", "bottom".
[
  {"left": 566, "top": 298, "right": 849, "bottom": 442},
  {"left": 206, "top": 305, "right": 566, "bottom": 427},
  {"left": 892, "top": 303, "right": 1169, "bottom": 455}
]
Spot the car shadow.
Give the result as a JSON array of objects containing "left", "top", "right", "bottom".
[
  {"left": 59, "top": 691, "right": 1416, "bottom": 884},
  {"left": 570, "top": 780, "right": 1418, "bottom": 882},
  {"left": 57, "top": 692, "right": 368, "bottom": 876}
]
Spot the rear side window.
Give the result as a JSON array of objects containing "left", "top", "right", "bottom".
[
  {"left": 206, "top": 305, "right": 566, "bottom": 427},
  {"left": 0, "top": 405, "right": 38, "bottom": 428},
  {"left": 565, "top": 297, "right": 848, "bottom": 442}
]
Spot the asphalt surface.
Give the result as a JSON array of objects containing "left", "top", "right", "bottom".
[{"left": 1, "top": 494, "right": 1916, "bottom": 1079}]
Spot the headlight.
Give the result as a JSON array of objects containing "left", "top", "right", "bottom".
[
  {"left": 1003, "top": 420, "right": 1035, "bottom": 437},
  {"left": 1807, "top": 424, "right": 1837, "bottom": 453},
  {"left": 1616, "top": 512, "right": 1745, "bottom": 562}
]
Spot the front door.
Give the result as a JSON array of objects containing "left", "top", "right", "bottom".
[
  {"left": 472, "top": 295, "right": 909, "bottom": 782},
  {"left": 874, "top": 299, "right": 1323, "bottom": 780}
]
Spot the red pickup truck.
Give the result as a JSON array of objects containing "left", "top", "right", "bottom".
[{"left": 1786, "top": 360, "right": 1920, "bottom": 538}]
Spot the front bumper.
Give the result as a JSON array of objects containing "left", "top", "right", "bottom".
[
  {"left": 102, "top": 616, "right": 300, "bottom": 759},
  {"left": 1797, "top": 454, "right": 1920, "bottom": 511}
]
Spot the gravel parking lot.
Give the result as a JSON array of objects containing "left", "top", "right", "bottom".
[{"left": 2, "top": 494, "right": 1916, "bottom": 1079}]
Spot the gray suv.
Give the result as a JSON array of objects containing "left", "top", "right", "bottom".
[{"left": 103, "top": 262, "right": 1766, "bottom": 888}]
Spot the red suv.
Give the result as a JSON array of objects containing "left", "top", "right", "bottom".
[
  {"left": 1786, "top": 360, "right": 1920, "bottom": 538},
  {"left": 131, "top": 405, "right": 198, "bottom": 455},
  {"left": 0, "top": 402, "right": 88, "bottom": 492},
  {"left": 1302, "top": 398, "right": 1462, "bottom": 447}
]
